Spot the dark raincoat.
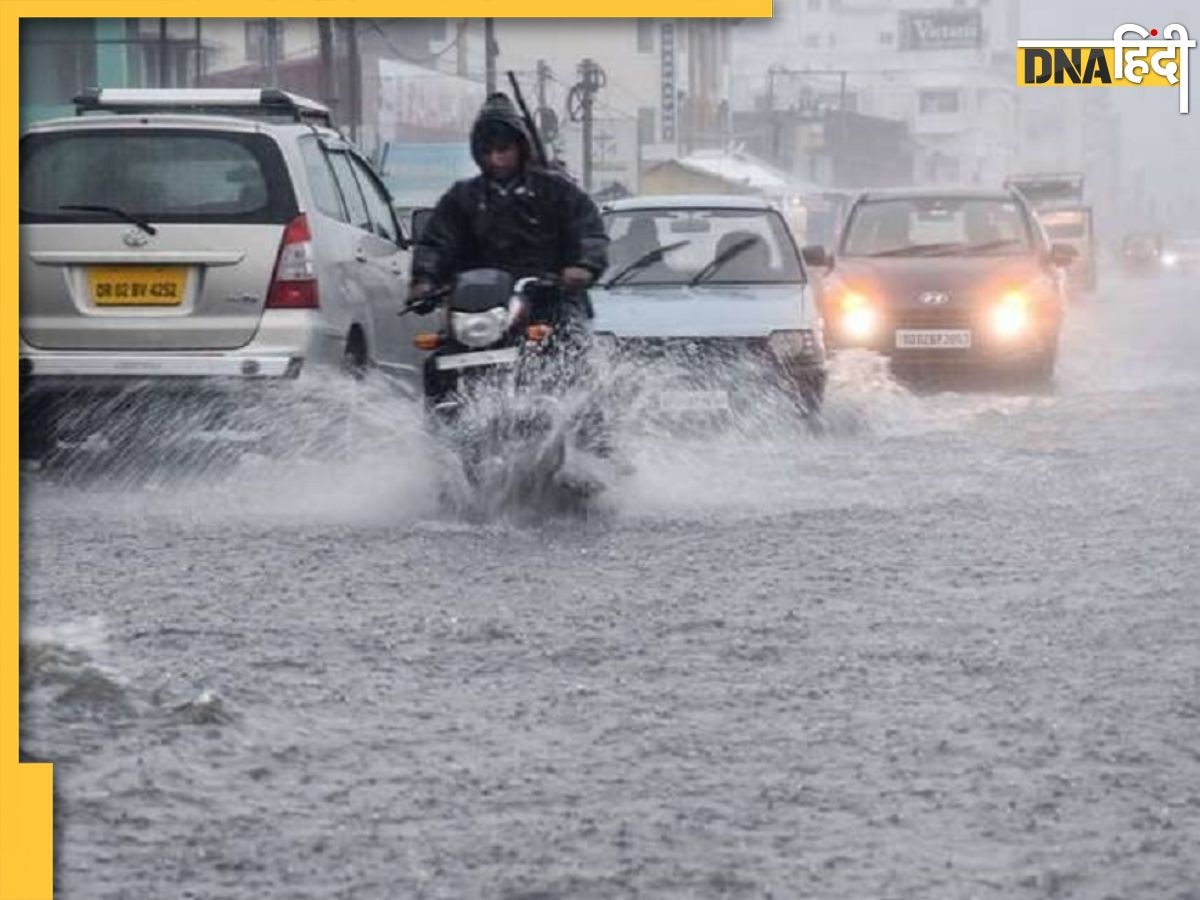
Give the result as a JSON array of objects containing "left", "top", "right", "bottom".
[{"left": 411, "top": 93, "right": 609, "bottom": 317}]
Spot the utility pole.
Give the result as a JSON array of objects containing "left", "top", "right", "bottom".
[
  {"left": 318, "top": 19, "right": 336, "bottom": 115},
  {"left": 455, "top": 20, "right": 469, "bottom": 78},
  {"left": 344, "top": 19, "right": 361, "bottom": 143},
  {"left": 484, "top": 19, "right": 497, "bottom": 94},
  {"left": 534, "top": 60, "right": 560, "bottom": 156},
  {"left": 265, "top": 18, "right": 279, "bottom": 89},
  {"left": 569, "top": 59, "right": 605, "bottom": 191},
  {"left": 158, "top": 18, "right": 169, "bottom": 87},
  {"left": 766, "top": 65, "right": 778, "bottom": 164},
  {"left": 193, "top": 19, "right": 204, "bottom": 86},
  {"left": 536, "top": 60, "right": 549, "bottom": 113}
]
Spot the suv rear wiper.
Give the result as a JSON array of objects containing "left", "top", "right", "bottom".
[
  {"left": 689, "top": 236, "right": 760, "bottom": 286},
  {"left": 59, "top": 204, "right": 157, "bottom": 236},
  {"left": 603, "top": 240, "right": 690, "bottom": 288}
]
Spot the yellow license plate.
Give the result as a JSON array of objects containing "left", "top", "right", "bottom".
[{"left": 89, "top": 266, "right": 187, "bottom": 306}]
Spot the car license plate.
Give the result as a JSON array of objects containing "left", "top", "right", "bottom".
[
  {"left": 89, "top": 266, "right": 188, "bottom": 307},
  {"left": 895, "top": 329, "right": 972, "bottom": 349},
  {"left": 652, "top": 389, "right": 730, "bottom": 414},
  {"left": 434, "top": 346, "right": 520, "bottom": 371}
]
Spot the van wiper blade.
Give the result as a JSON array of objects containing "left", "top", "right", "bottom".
[
  {"left": 603, "top": 240, "right": 690, "bottom": 288},
  {"left": 59, "top": 204, "right": 157, "bottom": 236}
]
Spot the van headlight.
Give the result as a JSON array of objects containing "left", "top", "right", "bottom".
[{"left": 451, "top": 308, "right": 508, "bottom": 348}]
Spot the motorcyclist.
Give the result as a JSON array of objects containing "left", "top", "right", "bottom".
[{"left": 407, "top": 92, "right": 609, "bottom": 330}]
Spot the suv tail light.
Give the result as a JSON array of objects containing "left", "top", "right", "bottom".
[{"left": 266, "top": 214, "right": 319, "bottom": 309}]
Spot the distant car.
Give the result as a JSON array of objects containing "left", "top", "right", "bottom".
[
  {"left": 20, "top": 88, "right": 424, "bottom": 454},
  {"left": 1120, "top": 232, "right": 1164, "bottom": 276},
  {"left": 1161, "top": 236, "right": 1200, "bottom": 274},
  {"left": 594, "top": 195, "right": 826, "bottom": 417},
  {"left": 808, "top": 187, "right": 1073, "bottom": 386}
]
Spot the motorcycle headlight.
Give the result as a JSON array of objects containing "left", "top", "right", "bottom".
[
  {"left": 991, "top": 291, "right": 1031, "bottom": 338},
  {"left": 451, "top": 308, "right": 508, "bottom": 348},
  {"left": 1162, "top": 253, "right": 1179, "bottom": 267},
  {"left": 768, "top": 329, "right": 823, "bottom": 362},
  {"left": 840, "top": 292, "right": 878, "bottom": 340}
]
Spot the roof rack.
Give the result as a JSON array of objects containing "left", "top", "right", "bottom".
[
  {"left": 1003, "top": 172, "right": 1086, "bottom": 205},
  {"left": 72, "top": 88, "right": 334, "bottom": 127}
]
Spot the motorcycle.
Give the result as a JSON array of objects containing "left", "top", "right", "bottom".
[{"left": 409, "top": 268, "right": 611, "bottom": 513}]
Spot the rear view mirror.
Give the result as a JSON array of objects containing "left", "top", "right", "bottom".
[
  {"left": 410, "top": 207, "right": 435, "bottom": 243},
  {"left": 802, "top": 244, "right": 833, "bottom": 269},
  {"left": 669, "top": 217, "right": 712, "bottom": 234},
  {"left": 1048, "top": 242, "right": 1079, "bottom": 267}
]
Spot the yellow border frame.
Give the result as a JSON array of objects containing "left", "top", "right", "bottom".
[{"left": 3, "top": 4, "right": 768, "bottom": 897}]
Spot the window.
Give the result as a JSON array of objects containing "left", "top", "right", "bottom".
[
  {"left": 350, "top": 155, "right": 399, "bottom": 243},
  {"left": 299, "top": 138, "right": 347, "bottom": 222},
  {"left": 808, "top": 0, "right": 822, "bottom": 9},
  {"left": 880, "top": 31, "right": 895, "bottom": 45},
  {"left": 805, "top": 33, "right": 821, "bottom": 48},
  {"left": 828, "top": 33, "right": 837, "bottom": 47},
  {"left": 601, "top": 208, "right": 805, "bottom": 285},
  {"left": 245, "top": 20, "right": 267, "bottom": 63},
  {"left": 840, "top": 198, "right": 1031, "bottom": 256},
  {"left": 637, "top": 19, "right": 655, "bottom": 53},
  {"left": 325, "top": 151, "right": 371, "bottom": 231},
  {"left": 919, "top": 89, "right": 960, "bottom": 114},
  {"left": 638, "top": 107, "right": 657, "bottom": 145},
  {"left": 19, "top": 20, "right": 96, "bottom": 106}
]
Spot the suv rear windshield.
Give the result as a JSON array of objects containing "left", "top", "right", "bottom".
[{"left": 20, "top": 129, "right": 297, "bottom": 224}]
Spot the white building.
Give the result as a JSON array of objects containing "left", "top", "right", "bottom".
[{"left": 733, "top": 0, "right": 1025, "bottom": 187}]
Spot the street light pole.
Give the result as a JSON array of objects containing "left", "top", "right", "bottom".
[{"left": 484, "top": 19, "right": 496, "bottom": 94}]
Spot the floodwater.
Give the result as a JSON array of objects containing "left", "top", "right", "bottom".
[{"left": 19, "top": 274, "right": 1200, "bottom": 899}]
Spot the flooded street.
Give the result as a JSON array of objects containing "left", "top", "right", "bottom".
[{"left": 19, "top": 276, "right": 1200, "bottom": 899}]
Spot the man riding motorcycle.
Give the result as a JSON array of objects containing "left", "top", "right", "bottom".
[
  {"left": 407, "top": 92, "right": 608, "bottom": 325},
  {"left": 407, "top": 93, "right": 617, "bottom": 480}
]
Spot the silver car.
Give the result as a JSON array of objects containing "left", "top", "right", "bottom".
[
  {"left": 594, "top": 195, "right": 827, "bottom": 417},
  {"left": 19, "top": 89, "right": 424, "bottom": 415}
]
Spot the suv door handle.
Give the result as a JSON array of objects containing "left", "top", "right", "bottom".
[{"left": 354, "top": 245, "right": 368, "bottom": 262}]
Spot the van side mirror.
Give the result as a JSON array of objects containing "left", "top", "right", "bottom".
[
  {"left": 1048, "top": 242, "right": 1078, "bottom": 267},
  {"left": 802, "top": 244, "right": 833, "bottom": 270}
]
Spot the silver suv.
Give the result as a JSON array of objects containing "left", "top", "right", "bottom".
[{"left": 19, "top": 88, "right": 423, "bottom": 402}]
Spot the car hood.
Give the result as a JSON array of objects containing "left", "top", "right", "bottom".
[
  {"left": 827, "top": 256, "right": 1050, "bottom": 308},
  {"left": 592, "top": 283, "right": 813, "bottom": 338}
]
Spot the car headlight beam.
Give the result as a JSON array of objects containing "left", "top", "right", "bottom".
[
  {"left": 991, "top": 291, "right": 1031, "bottom": 338},
  {"left": 840, "top": 292, "right": 878, "bottom": 340}
]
